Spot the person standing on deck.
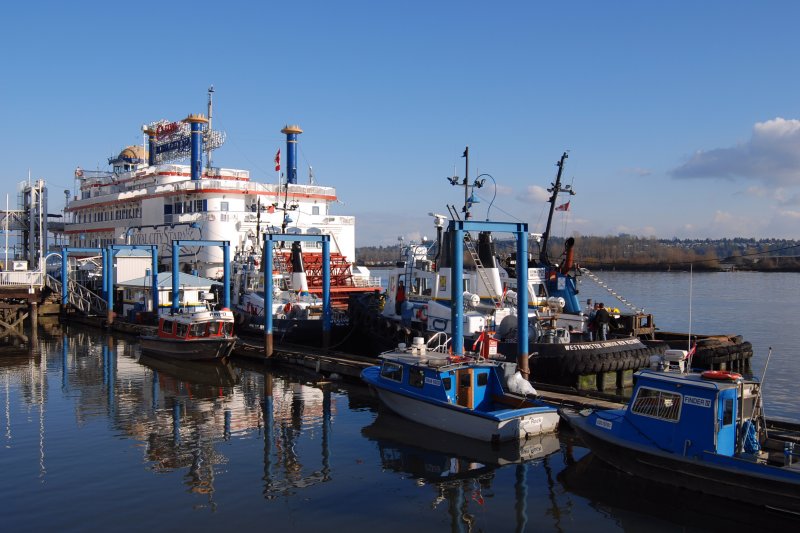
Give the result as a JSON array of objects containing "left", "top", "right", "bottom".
[
  {"left": 395, "top": 280, "right": 406, "bottom": 315},
  {"left": 594, "top": 302, "right": 611, "bottom": 341}
]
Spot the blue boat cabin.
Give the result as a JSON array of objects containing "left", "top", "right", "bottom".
[
  {"left": 622, "top": 370, "right": 759, "bottom": 458},
  {"left": 379, "top": 357, "right": 504, "bottom": 411}
]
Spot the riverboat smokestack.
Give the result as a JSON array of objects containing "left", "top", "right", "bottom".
[
  {"left": 144, "top": 128, "right": 156, "bottom": 166},
  {"left": 281, "top": 125, "right": 303, "bottom": 184},
  {"left": 184, "top": 114, "right": 209, "bottom": 181}
]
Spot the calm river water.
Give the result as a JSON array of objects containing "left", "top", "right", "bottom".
[{"left": 2, "top": 271, "right": 798, "bottom": 532}]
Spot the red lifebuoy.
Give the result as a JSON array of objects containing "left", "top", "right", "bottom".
[
  {"left": 701, "top": 370, "right": 743, "bottom": 381},
  {"left": 283, "top": 303, "right": 292, "bottom": 314}
]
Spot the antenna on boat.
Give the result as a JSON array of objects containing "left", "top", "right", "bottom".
[
  {"left": 539, "top": 151, "right": 573, "bottom": 266},
  {"left": 447, "top": 146, "right": 484, "bottom": 222},
  {"left": 206, "top": 85, "right": 214, "bottom": 169},
  {"left": 739, "top": 347, "right": 773, "bottom": 453}
]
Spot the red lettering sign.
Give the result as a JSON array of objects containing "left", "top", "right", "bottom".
[{"left": 156, "top": 122, "right": 180, "bottom": 138}]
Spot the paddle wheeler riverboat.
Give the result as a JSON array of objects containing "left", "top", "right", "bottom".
[
  {"left": 140, "top": 308, "right": 237, "bottom": 361},
  {"left": 62, "top": 89, "right": 378, "bottom": 308},
  {"left": 361, "top": 336, "right": 559, "bottom": 443},
  {"left": 565, "top": 358, "right": 800, "bottom": 514}
]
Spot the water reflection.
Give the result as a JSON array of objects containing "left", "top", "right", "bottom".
[
  {"left": 363, "top": 409, "right": 562, "bottom": 532},
  {"left": 262, "top": 373, "right": 334, "bottom": 498},
  {"left": 559, "top": 431, "right": 800, "bottom": 530}
]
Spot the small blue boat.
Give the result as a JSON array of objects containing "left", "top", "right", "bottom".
[
  {"left": 565, "top": 367, "right": 800, "bottom": 515},
  {"left": 361, "top": 337, "right": 559, "bottom": 443}
]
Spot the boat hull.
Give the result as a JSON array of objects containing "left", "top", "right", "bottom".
[
  {"left": 569, "top": 413, "right": 800, "bottom": 515},
  {"left": 369, "top": 385, "right": 559, "bottom": 442},
  {"left": 139, "top": 336, "right": 237, "bottom": 361}
]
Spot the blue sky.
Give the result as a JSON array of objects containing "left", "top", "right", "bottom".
[{"left": 3, "top": 1, "right": 800, "bottom": 246}]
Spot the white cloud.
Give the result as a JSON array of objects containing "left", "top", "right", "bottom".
[
  {"left": 672, "top": 118, "right": 800, "bottom": 185},
  {"left": 519, "top": 185, "right": 549, "bottom": 203},
  {"left": 623, "top": 167, "right": 653, "bottom": 177}
]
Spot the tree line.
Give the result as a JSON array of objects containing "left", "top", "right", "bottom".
[{"left": 356, "top": 235, "right": 800, "bottom": 272}]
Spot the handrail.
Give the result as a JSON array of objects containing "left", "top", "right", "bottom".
[
  {"left": 0, "top": 270, "right": 44, "bottom": 286},
  {"left": 45, "top": 274, "right": 107, "bottom": 315}
]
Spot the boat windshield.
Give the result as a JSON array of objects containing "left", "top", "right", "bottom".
[{"left": 190, "top": 322, "right": 209, "bottom": 337}]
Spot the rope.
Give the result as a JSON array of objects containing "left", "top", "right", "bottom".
[{"left": 578, "top": 267, "right": 643, "bottom": 313}]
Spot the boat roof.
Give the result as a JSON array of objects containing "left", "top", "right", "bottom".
[
  {"left": 162, "top": 309, "right": 234, "bottom": 324},
  {"left": 634, "top": 368, "right": 751, "bottom": 391},
  {"left": 117, "top": 272, "right": 222, "bottom": 289},
  {"left": 378, "top": 351, "right": 498, "bottom": 371}
]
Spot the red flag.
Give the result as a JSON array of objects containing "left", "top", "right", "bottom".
[
  {"left": 555, "top": 201, "right": 570, "bottom": 212},
  {"left": 472, "top": 331, "right": 485, "bottom": 351},
  {"left": 274, "top": 148, "right": 281, "bottom": 171}
]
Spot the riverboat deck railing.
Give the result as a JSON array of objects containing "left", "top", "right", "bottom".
[{"left": 0, "top": 270, "right": 45, "bottom": 287}]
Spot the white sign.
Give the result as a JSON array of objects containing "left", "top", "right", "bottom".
[{"left": 595, "top": 418, "right": 613, "bottom": 430}]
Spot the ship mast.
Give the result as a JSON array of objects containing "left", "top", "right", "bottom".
[
  {"left": 539, "top": 151, "right": 573, "bottom": 265},
  {"left": 205, "top": 86, "right": 214, "bottom": 169}
]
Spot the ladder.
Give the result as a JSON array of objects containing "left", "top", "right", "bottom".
[
  {"left": 463, "top": 233, "right": 502, "bottom": 308},
  {"left": 578, "top": 266, "right": 643, "bottom": 313},
  {"left": 272, "top": 249, "right": 292, "bottom": 290}
]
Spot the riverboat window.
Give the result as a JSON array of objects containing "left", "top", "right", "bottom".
[
  {"left": 174, "top": 202, "right": 183, "bottom": 214},
  {"left": 723, "top": 398, "right": 734, "bottom": 425},
  {"left": 409, "top": 368, "right": 425, "bottom": 388},
  {"left": 380, "top": 362, "right": 403, "bottom": 382},
  {"left": 477, "top": 373, "right": 488, "bottom": 387},
  {"left": 190, "top": 323, "right": 207, "bottom": 337},
  {"left": 161, "top": 320, "right": 173, "bottom": 334},
  {"left": 443, "top": 377, "right": 452, "bottom": 390},
  {"left": 631, "top": 387, "right": 682, "bottom": 421},
  {"left": 220, "top": 202, "right": 229, "bottom": 212},
  {"left": 176, "top": 323, "right": 188, "bottom": 338},
  {"left": 312, "top": 206, "right": 320, "bottom": 215}
]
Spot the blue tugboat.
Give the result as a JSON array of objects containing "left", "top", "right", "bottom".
[
  {"left": 565, "top": 363, "right": 800, "bottom": 514},
  {"left": 361, "top": 336, "right": 559, "bottom": 443}
]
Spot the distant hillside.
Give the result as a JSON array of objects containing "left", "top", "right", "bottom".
[{"left": 356, "top": 236, "right": 800, "bottom": 272}]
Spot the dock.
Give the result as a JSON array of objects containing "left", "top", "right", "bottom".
[{"left": 232, "top": 335, "right": 625, "bottom": 410}]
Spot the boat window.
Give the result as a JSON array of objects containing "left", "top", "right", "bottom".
[
  {"left": 176, "top": 323, "right": 188, "bottom": 338},
  {"left": 190, "top": 323, "right": 207, "bottom": 337},
  {"left": 460, "top": 374, "right": 471, "bottom": 388},
  {"left": 631, "top": 386, "right": 682, "bottom": 421},
  {"left": 477, "top": 373, "right": 488, "bottom": 387},
  {"left": 222, "top": 323, "right": 233, "bottom": 336},
  {"left": 723, "top": 398, "right": 734, "bottom": 426},
  {"left": 380, "top": 362, "right": 403, "bottom": 383},
  {"left": 409, "top": 368, "right": 425, "bottom": 388},
  {"left": 161, "top": 320, "right": 173, "bottom": 334},
  {"left": 442, "top": 377, "right": 452, "bottom": 391}
]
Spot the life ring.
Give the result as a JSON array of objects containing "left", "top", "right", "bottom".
[
  {"left": 283, "top": 302, "right": 292, "bottom": 314},
  {"left": 701, "top": 370, "right": 743, "bottom": 381},
  {"left": 448, "top": 355, "right": 466, "bottom": 364}
]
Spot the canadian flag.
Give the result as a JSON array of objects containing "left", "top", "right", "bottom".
[
  {"left": 555, "top": 201, "right": 570, "bottom": 212},
  {"left": 274, "top": 148, "right": 281, "bottom": 172}
]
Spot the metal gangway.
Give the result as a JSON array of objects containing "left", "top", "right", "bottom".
[{"left": 45, "top": 275, "right": 107, "bottom": 316}]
